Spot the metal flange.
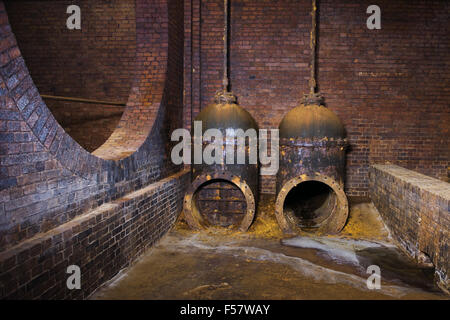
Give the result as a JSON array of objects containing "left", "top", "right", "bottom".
[
  {"left": 275, "top": 173, "right": 348, "bottom": 235},
  {"left": 183, "top": 172, "right": 256, "bottom": 232}
]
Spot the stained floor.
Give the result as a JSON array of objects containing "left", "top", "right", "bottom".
[{"left": 91, "top": 196, "right": 448, "bottom": 300}]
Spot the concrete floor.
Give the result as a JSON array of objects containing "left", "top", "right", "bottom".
[{"left": 91, "top": 197, "right": 447, "bottom": 300}]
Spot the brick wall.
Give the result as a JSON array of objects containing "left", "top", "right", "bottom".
[
  {"left": 4, "top": 0, "right": 136, "bottom": 151},
  {"left": 0, "top": 170, "right": 189, "bottom": 299},
  {"left": 184, "top": 0, "right": 450, "bottom": 196},
  {"left": 1, "top": 0, "right": 449, "bottom": 298},
  {"left": 370, "top": 164, "right": 449, "bottom": 294},
  {"left": 0, "top": 0, "right": 185, "bottom": 251}
]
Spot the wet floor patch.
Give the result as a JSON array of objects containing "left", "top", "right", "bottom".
[
  {"left": 281, "top": 236, "right": 438, "bottom": 292},
  {"left": 91, "top": 199, "right": 447, "bottom": 300}
]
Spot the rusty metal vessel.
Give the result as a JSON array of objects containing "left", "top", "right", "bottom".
[
  {"left": 275, "top": 0, "right": 349, "bottom": 235},
  {"left": 183, "top": 0, "right": 258, "bottom": 231}
]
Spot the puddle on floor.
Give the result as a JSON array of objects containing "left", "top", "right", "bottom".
[
  {"left": 91, "top": 197, "right": 447, "bottom": 300},
  {"left": 280, "top": 236, "right": 438, "bottom": 292}
]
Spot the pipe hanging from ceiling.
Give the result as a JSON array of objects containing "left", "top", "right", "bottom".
[
  {"left": 275, "top": 0, "right": 349, "bottom": 235},
  {"left": 183, "top": 0, "right": 259, "bottom": 232}
]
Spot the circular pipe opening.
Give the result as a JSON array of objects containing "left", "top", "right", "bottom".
[
  {"left": 192, "top": 179, "right": 247, "bottom": 228},
  {"left": 183, "top": 174, "right": 256, "bottom": 232},
  {"left": 275, "top": 175, "right": 348, "bottom": 235},
  {"left": 283, "top": 181, "right": 337, "bottom": 231}
]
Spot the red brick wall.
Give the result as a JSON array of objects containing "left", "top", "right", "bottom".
[
  {"left": 370, "top": 165, "right": 449, "bottom": 294},
  {"left": 0, "top": 0, "right": 185, "bottom": 250},
  {"left": 4, "top": 0, "right": 136, "bottom": 152},
  {"left": 184, "top": 0, "right": 450, "bottom": 197},
  {"left": 0, "top": 171, "right": 189, "bottom": 299}
]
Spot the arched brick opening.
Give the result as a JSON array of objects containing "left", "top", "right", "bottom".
[
  {"left": 3, "top": 0, "right": 169, "bottom": 161},
  {"left": 0, "top": 0, "right": 185, "bottom": 250},
  {"left": 4, "top": 0, "right": 136, "bottom": 153}
]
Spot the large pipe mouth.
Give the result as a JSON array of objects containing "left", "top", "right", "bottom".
[
  {"left": 275, "top": 174, "right": 348, "bottom": 234},
  {"left": 183, "top": 173, "right": 256, "bottom": 231},
  {"left": 283, "top": 180, "right": 337, "bottom": 231}
]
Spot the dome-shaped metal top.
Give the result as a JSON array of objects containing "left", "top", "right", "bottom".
[
  {"left": 279, "top": 100, "right": 345, "bottom": 140},
  {"left": 195, "top": 91, "right": 258, "bottom": 132}
]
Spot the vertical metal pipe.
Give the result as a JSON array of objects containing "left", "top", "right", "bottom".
[
  {"left": 223, "top": 0, "right": 229, "bottom": 92},
  {"left": 309, "top": 0, "right": 317, "bottom": 95}
]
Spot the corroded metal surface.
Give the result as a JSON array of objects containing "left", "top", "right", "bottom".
[
  {"left": 195, "top": 180, "right": 247, "bottom": 227},
  {"left": 276, "top": 104, "right": 349, "bottom": 234},
  {"left": 195, "top": 98, "right": 258, "bottom": 132},
  {"left": 308, "top": 0, "right": 317, "bottom": 94},
  {"left": 183, "top": 92, "right": 259, "bottom": 230},
  {"left": 278, "top": 104, "right": 345, "bottom": 139},
  {"left": 275, "top": 0, "right": 349, "bottom": 235},
  {"left": 184, "top": 171, "right": 256, "bottom": 231},
  {"left": 183, "top": 0, "right": 258, "bottom": 231},
  {"left": 275, "top": 173, "right": 348, "bottom": 235}
]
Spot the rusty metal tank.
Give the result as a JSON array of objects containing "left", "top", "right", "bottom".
[
  {"left": 275, "top": 94, "right": 349, "bottom": 235},
  {"left": 183, "top": 91, "right": 259, "bottom": 231}
]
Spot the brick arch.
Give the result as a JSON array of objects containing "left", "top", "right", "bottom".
[
  {"left": 93, "top": 0, "right": 169, "bottom": 161},
  {"left": 2, "top": 0, "right": 177, "bottom": 178},
  {"left": 0, "top": 0, "right": 184, "bottom": 248}
]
